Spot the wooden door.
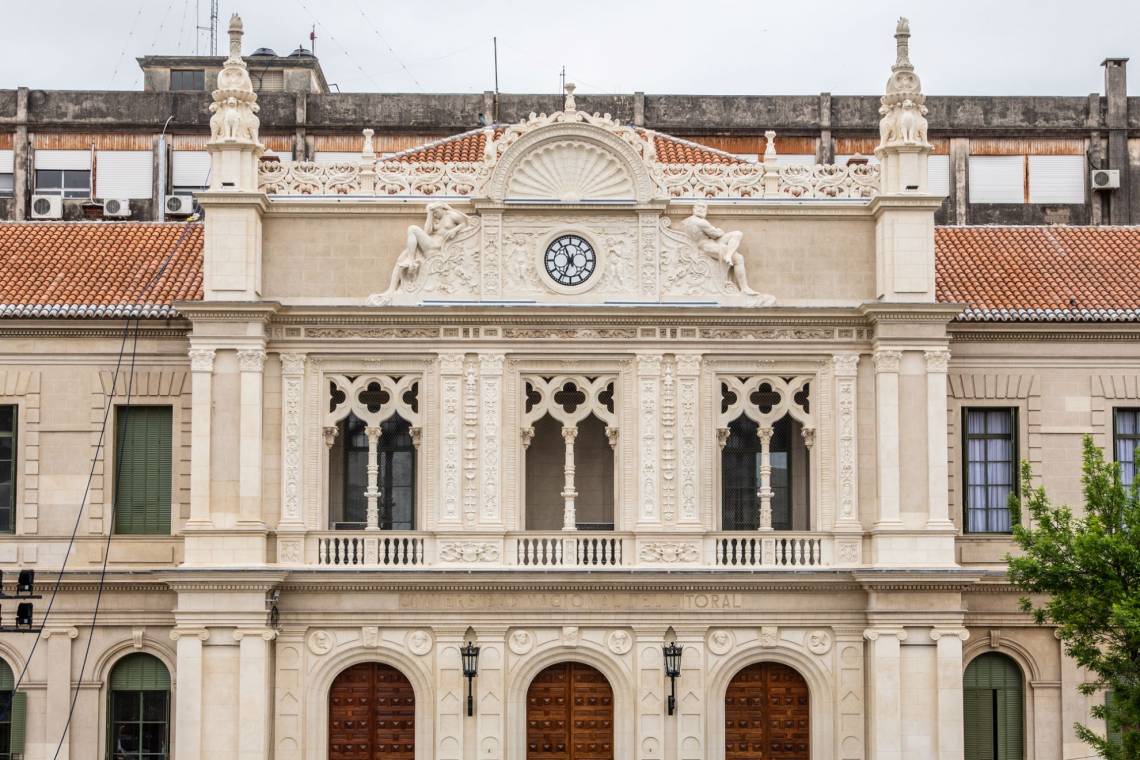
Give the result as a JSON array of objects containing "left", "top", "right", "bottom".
[
  {"left": 329, "top": 662, "right": 415, "bottom": 760},
  {"left": 725, "top": 662, "right": 809, "bottom": 760},
  {"left": 526, "top": 662, "right": 614, "bottom": 760}
]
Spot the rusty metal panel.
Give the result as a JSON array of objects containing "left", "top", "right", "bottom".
[
  {"left": 969, "top": 138, "right": 1085, "bottom": 156},
  {"left": 261, "top": 134, "right": 294, "bottom": 151},
  {"left": 171, "top": 135, "right": 210, "bottom": 150},
  {"left": 679, "top": 134, "right": 816, "bottom": 157},
  {"left": 33, "top": 133, "right": 153, "bottom": 150},
  {"left": 0, "top": 133, "right": 12, "bottom": 149},
  {"left": 834, "top": 136, "right": 949, "bottom": 155}
]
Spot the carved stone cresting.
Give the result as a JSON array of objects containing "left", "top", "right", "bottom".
[
  {"left": 368, "top": 202, "right": 477, "bottom": 306},
  {"left": 207, "top": 15, "right": 262, "bottom": 149},
  {"left": 438, "top": 541, "right": 501, "bottom": 563},
  {"left": 638, "top": 542, "right": 700, "bottom": 563},
  {"left": 707, "top": 629, "right": 734, "bottom": 656},
  {"left": 807, "top": 629, "right": 834, "bottom": 655},
  {"left": 508, "top": 630, "right": 535, "bottom": 655},
  {"left": 607, "top": 630, "right": 633, "bottom": 655},
  {"left": 406, "top": 629, "right": 434, "bottom": 656},
  {"left": 877, "top": 17, "right": 930, "bottom": 150},
  {"left": 306, "top": 629, "right": 333, "bottom": 655}
]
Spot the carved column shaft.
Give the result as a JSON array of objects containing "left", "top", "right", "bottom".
[
  {"left": 865, "top": 627, "right": 907, "bottom": 760},
  {"left": 925, "top": 350, "right": 953, "bottom": 528},
  {"left": 188, "top": 349, "right": 215, "bottom": 526},
  {"left": 364, "top": 425, "right": 382, "bottom": 530},
  {"left": 873, "top": 350, "right": 903, "bottom": 528},
  {"left": 931, "top": 628, "right": 969, "bottom": 760},
  {"left": 237, "top": 348, "right": 266, "bottom": 525},
  {"left": 561, "top": 425, "right": 578, "bottom": 531},
  {"left": 757, "top": 425, "right": 774, "bottom": 531},
  {"left": 832, "top": 353, "right": 861, "bottom": 533},
  {"left": 279, "top": 354, "right": 306, "bottom": 530},
  {"left": 438, "top": 354, "right": 465, "bottom": 527}
]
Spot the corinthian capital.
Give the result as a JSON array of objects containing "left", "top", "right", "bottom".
[
  {"left": 872, "top": 350, "right": 902, "bottom": 374},
  {"left": 188, "top": 349, "right": 216, "bottom": 372},
  {"left": 237, "top": 349, "right": 267, "bottom": 372}
]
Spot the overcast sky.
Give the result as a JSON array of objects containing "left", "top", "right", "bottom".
[{"left": 5, "top": 0, "right": 1140, "bottom": 96}]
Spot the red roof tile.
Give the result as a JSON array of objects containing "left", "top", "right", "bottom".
[
  {"left": 652, "top": 134, "right": 743, "bottom": 164},
  {"left": 935, "top": 226, "right": 1140, "bottom": 321},
  {"left": 0, "top": 222, "right": 203, "bottom": 318}
]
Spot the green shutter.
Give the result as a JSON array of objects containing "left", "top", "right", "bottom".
[
  {"left": 964, "top": 687, "right": 994, "bottom": 760},
  {"left": 113, "top": 406, "right": 172, "bottom": 535},
  {"left": 965, "top": 654, "right": 1025, "bottom": 760},
  {"left": 9, "top": 691, "right": 25, "bottom": 756},
  {"left": 0, "top": 660, "right": 12, "bottom": 691},
  {"left": 109, "top": 653, "right": 170, "bottom": 691}
]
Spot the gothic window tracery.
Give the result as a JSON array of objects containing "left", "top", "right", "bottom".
[
  {"left": 522, "top": 375, "right": 617, "bottom": 531},
  {"left": 325, "top": 374, "right": 421, "bottom": 531},
  {"left": 718, "top": 376, "right": 815, "bottom": 531}
]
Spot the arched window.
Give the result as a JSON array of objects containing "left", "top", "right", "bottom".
[
  {"left": 107, "top": 653, "right": 170, "bottom": 760},
  {"left": 0, "top": 659, "right": 26, "bottom": 760},
  {"left": 964, "top": 653, "right": 1024, "bottom": 760},
  {"left": 331, "top": 414, "right": 416, "bottom": 530}
]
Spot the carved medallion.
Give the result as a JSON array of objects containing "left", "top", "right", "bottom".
[
  {"left": 306, "top": 629, "right": 334, "bottom": 656},
  {"left": 508, "top": 629, "right": 535, "bottom": 655},
  {"left": 707, "top": 629, "right": 735, "bottom": 656},
  {"left": 607, "top": 630, "right": 633, "bottom": 655},
  {"left": 807, "top": 629, "right": 833, "bottom": 655},
  {"left": 406, "top": 629, "right": 434, "bottom": 656}
]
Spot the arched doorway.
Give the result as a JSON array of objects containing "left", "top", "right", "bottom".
[
  {"left": 526, "top": 662, "right": 613, "bottom": 760},
  {"left": 329, "top": 662, "right": 415, "bottom": 760},
  {"left": 964, "top": 653, "right": 1024, "bottom": 760},
  {"left": 725, "top": 662, "right": 809, "bottom": 760}
]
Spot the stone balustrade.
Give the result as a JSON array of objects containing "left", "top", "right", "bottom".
[{"left": 306, "top": 530, "right": 832, "bottom": 569}]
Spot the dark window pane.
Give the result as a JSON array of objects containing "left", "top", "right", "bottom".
[
  {"left": 141, "top": 722, "right": 167, "bottom": 753},
  {"left": 0, "top": 173, "right": 11, "bottom": 195},
  {"left": 112, "top": 721, "right": 140, "bottom": 752},
  {"left": 112, "top": 691, "right": 140, "bottom": 722},
  {"left": 170, "top": 69, "right": 205, "bottom": 91},
  {"left": 35, "top": 169, "right": 62, "bottom": 190},
  {"left": 0, "top": 407, "right": 11, "bottom": 430},
  {"left": 142, "top": 691, "right": 166, "bottom": 721},
  {"left": 964, "top": 407, "right": 1017, "bottom": 534},
  {"left": 1115, "top": 409, "right": 1140, "bottom": 488}
]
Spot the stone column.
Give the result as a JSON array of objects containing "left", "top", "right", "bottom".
[
  {"left": 672, "top": 627, "right": 706, "bottom": 760},
  {"left": 833, "top": 627, "right": 867, "bottom": 760},
  {"left": 235, "top": 627, "right": 276, "bottom": 760},
  {"left": 364, "top": 426, "right": 382, "bottom": 530},
  {"left": 930, "top": 627, "right": 969, "bottom": 760},
  {"left": 1033, "top": 680, "right": 1063, "bottom": 760},
  {"left": 278, "top": 354, "right": 306, "bottom": 531},
  {"left": 633, "top": 629, "right": 665, "bottom": 760},
  {"left": 438, "top": 354, "right": 465, "bottom": 528},
  {"left": 675, "top": 354, "right": 702, "bottom": 526},
  {"left": 561, "top": 426, "right": 578, "bottom": 531},
  {"left": 757, "top": 425, "right": 774, "bottom": 530},
  {"left": 237, "top": 349, "right": 266, "bottom": 525},
  {"left": 188, "top": 349, "right": 216, "bottom": 527},
  {"left": 924, "top": 350, "right": 954, "bottom": 529},
  {"left": 864, "top": 627, "right": 906, "bottom": 760},
  {"left": 43, "top": 626, "right": 78, "bottom": 760},
  {"left": 171, "top": 627, "right": 210, "bottom": 760},
  {"left": 474, "top": 626, "right": 507, "bottom": 760},
  {"left": 636, "top": 354, "right": 662, "bottom": 527},
  {"left": 435, "top": 627, "right": 467, "bottom": 760},
  {"left": 478, "top": 354, "right": 505, "bottom": 528},
  {"left": 873, "top": 350, "right": 903, "bottom": 529},
  {"left": 832, "top": 353, "right": 862, "bottom": 564}
]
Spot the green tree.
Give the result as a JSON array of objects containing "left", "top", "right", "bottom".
[{"left": 1007, "top": 436, "right": 1138, "bottom": 759}]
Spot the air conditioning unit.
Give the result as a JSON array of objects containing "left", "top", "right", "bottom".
[
  {"left": 1091, "top": 169, "right": 1121, "bottom": 190},
  {"left": 165, "top": 194, "right": 195, "bottom": 216},
  {"left": 102, "top": 198, "right": 131, "bottom": 217},
  {"left": 29, "top": 195, "right": 62, "bottom": 220}
]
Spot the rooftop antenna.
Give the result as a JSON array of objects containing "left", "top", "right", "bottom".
[
  {"left": 492, "top": 36, "right": 500, "bottom": 121},
  {"left": 560, "top": 65, "right": 565, "bottom": 97},
  {"left": 195, "top": 0, "right": 220, "bottom": 56},
  {"left": 310, "top": 24, "right": 316, "bottom": 56}
]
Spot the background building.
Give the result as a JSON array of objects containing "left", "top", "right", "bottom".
[{"left": 0, "top": 13, "right": 1133, "bottom": 760}]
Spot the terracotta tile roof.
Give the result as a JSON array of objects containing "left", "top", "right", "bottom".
[
  {"left": 936, "top": 226, "right": 1140, "bottom": 321},
  {"left": 652, "top": 134, "right": 744, "bottom": 164},
  {"left": 0, "top": 222, "right": 203, "bottom": 319},
  {"left": 387, "top": 126, "right": 745, "bottom": 165}
]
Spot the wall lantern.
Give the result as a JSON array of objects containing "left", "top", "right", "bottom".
[
  {"left": 460, "top": 640, "right": 480, "bottom": 717},
  {"left": 662, "top": 642, "right": 683, "bottom": 716}
]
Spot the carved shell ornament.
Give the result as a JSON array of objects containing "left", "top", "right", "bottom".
[{"left": 506, "top": 140, "right": 635, "bottom": 201}]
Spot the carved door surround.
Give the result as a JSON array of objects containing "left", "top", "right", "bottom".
[
  {"left": 717, "top": 374, "right": 816, "bottom": 531},
  {"left": 724, "top": 661, "right": 810, "bottom": 760},
  {"left": 522, "top": 374, "right": 618, "bottom": 531},
  {"left": 526, "top": 661, "right": 615, "bottom": 760}
]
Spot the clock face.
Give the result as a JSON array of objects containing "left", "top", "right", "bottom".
[{"left": 544, "top": 235, "right": 596, "bottom": 287}]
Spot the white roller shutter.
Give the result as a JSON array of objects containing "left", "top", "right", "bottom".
[
  {"left": 314, "top": 151, "right": 363, "bottom": 164},
  {"left": 34, "top": 149, "right": 91, "bottom": 170},
  {"left": 0, "top": 150, "right": 13, "bottom": 173},
  {"left": 172, "top": 151, "right": 211, "bottom": 188},
  {"left": 968, "top": 155, "right": 1024, "bottom": 204},
  {"left": 1028, "top": 155, "right": 1084, "bottom": 203},
  {"left": 928, "top": 155, "right": 951, "bottom": 197},
  {"left": 774, "top": 154, "right": 816, "bottom": 167},
  {"left": 95, "top": 150, "right": 153, "bottom": 199}
]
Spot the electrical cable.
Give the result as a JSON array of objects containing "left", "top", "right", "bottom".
[
  {"left": 149, "top": 0, "right": 180, "bottom": 53},
  {"left": 111, "top": 3, "right": 147, "bottom": 85},
  {"left": 1, "top": 219, "right": 198, "bottom": 756},
  {"left": 348, "top": 0, "right": 424, "bottom": 90},
  {"left": 292, "top": 0, "right": 385, "bottom": 91}
]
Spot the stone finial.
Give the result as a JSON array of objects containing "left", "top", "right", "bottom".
[
  {"left": 894, "top": 17, "right": 911, "bottom": 68},
  {"left": 564, "top": 82, "right": 577, "bottom": 113},
  {"left": 361, "top": 128, "right": 375, "bottom": 158},
  {"left": 763, "top": 130, "right": 778, "bottom": 162},
  {"left": 228, "top": 14, "right": 244, "bottom": 61}
]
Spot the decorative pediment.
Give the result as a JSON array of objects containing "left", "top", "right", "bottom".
[{"left": 503, "top": 139, "right": 635, "bottom": 202}]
